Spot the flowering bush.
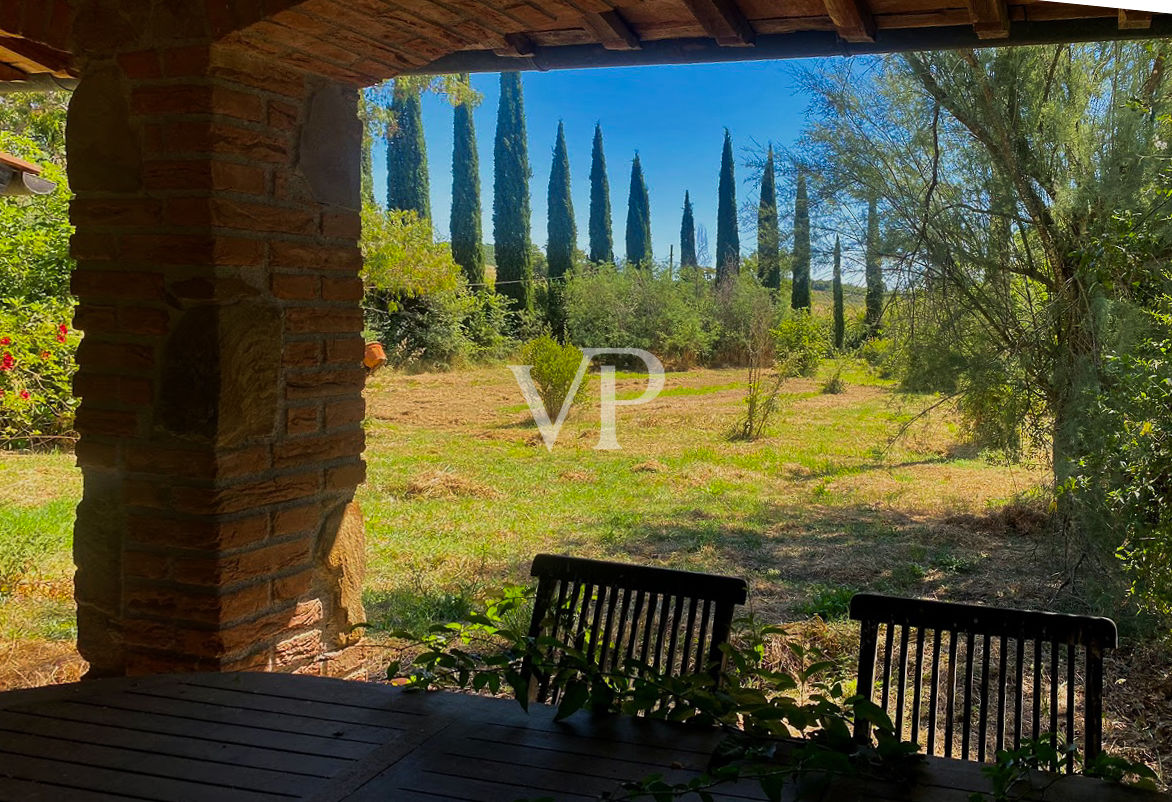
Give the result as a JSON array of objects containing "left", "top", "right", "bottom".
[{"left": 0, "top": 298, "right": 79, "bottom": 448}]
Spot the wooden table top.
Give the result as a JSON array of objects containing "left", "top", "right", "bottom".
[{"left": 0, "top": 672, "right": 1164, "bottom": 801}]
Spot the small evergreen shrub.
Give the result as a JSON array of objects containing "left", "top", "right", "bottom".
[
  {"left": 0, "top": 298, "right": 79, "bottom": 448},
  {"left": 822, "top": 366, "right": 847, "bottom": 394},
  {"left": 518, "top": 335, "right": 587, "bottom": 418},
  {"left": 774, "top": 309, "right": 826, "bottom": 378}
]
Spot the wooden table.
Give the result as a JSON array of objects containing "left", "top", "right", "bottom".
[{"left": 0, "top": 672, "right": 1164, "bottom": 801}]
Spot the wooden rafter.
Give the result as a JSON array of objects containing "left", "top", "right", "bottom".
[
  {"left": 965, "top": 0, "right": 1009, "bottom": 39},
  {"left": 823, "top": 0, "right": 875, "bottom": 43},
  {"left": 1118, "top": 9, "right": 1153, "bottom": 30},
  {"left": 679, "top": 0, "right": 755, "bottom": 46},
  {"left": 494, "top": 32, "right": 537, "bottom": 57},
  {"left": 583, "top": 10, "right": 640, "bottom": 51},
  {"left": 0, "top": 35, "right": 73, "bottom": 77}
]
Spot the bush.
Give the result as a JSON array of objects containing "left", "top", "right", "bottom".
[
  {"left": 774, "top": 309, "right": 826, "bottom": 378},
  {"left": 0, "top": 131, "right": 73, "bottom": 301},
  {"left": 0, "top": 298, "right": 79, "bottom": 448},
  {"left": 517, "top": 335, "right": 586, "bottom": 418},
  {"left": 712, "top": 271, "right": 774, "bottom": 366}
]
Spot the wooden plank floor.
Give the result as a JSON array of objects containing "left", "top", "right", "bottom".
[{"left": 0, "top": 673, "right": 1166, "bottom": 802}]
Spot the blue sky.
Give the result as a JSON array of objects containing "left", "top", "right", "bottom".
[{"left": 370, "top": 60, "right": 818, "bottom": 270}]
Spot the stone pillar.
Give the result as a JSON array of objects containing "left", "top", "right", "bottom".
[{"left": 67, "top": 20, "right": 367, "bottom": 676}]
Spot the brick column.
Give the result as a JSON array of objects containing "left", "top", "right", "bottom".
[{"left": 67, "top": 36, "right": 367, "bottom": 676}]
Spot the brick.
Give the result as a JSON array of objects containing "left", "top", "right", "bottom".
[
  {"left": 71, "top": 270, "right": 166, "bottom": 302},
  {"left": 282, "top": 340, "right": 321, "bottom": 367},
  {"left": 118, "top": 306, "right": 171, "bottom": 336},
  {"left": 209, "top": 51, "right": 306, "bottom": 98},
  {"left": 132, "top": 84, "right": 265, "bottom": 122},
  {"left": 324, "top": 335, "right": 364, "bottom": 364},
  {"left": 70, "top": 232, "right": 118, "bottom": 261},
  {"left": 324, "top": 398, "right": 365, "bottom": 429},
  {"left": 285, "top": 368, "right": 364, "bottom": 399},
  {"left": 321, "top": 277, "right": 363, "bottom": 302},
  {"left": 143, "top": 160, "right": 267, "bottom": 194},
  {"left": 73, "top": 374, "right": 153, "bottom": 406},
  {"left": 123, "top": 478, "right": 169, "bottom": 509},
  {"left": 285, "top": 306, "right": 363, "bottom": 334},
  {"left": 270, "top": 241, "right": 361, "bottom": 272},
  {"left": 276, "top": 629, "right": 323, "bottom": 666},
  {"left": 171, "top": 537, "right": 314, "bottom": 587},
  {"left": 125, "top": 444, "right": 215, "bottom": 477},
  {"left": 325, "top": 461, "right": 366, "bottom": 491},
  {"left": 149, "top": 120, "right": 289, "bottom": 163},
  {"left": 72, "top": 304, "right": 118, "bottom": 333},
  {"left": 45, "top": 0, "right": 71, "bottom": 50},
  {"left": 127, "top": 513, "right": 269, "bottom": 551},
  {"left": 71, "top": 198, "right": 162, "bottom": 227},
  {"left": 76, "top": 340, "right": 155, "bottom": 373},
  {"left": 273, "top": 430, "right": 364, "bottom": 468},
  {"left": 272, "top": 568, "right": 314, "bottom": 603},
  {"left": 286, "top": 404, "right": 320, "bottom": 435},
  {"left": 218, "top": 445, "right": 273, "bottom": 478},
  {"left": 221, "top": 650, "right": 272, "bottom": 672},
  {"left": 74, "top": 439, "right": 118, "bottom": 469},
  {"left": 267, "top": 100, "right": 299, "bottom": 131},
  {"left": 272, "top": 502, "right": 321, "bottom": 537},
  {"left": 126, "top": 581, "right": 271, "bottom": 625},
  {"left": 118, "top": 51, "right": 164, "bottom": 81},
  {"left": 118, "top": 234, "right": 265, "bottom": 266},
  {"left": 162, "top": 44, "right": 212, "bottom": 77},
  {"left": 73, "top": 407, "right": 140, "bottom": 437},
  {"left": 122, "top": 551, "right": 171, "bottom": 579},
  {"left": 171, "top": 470, "right": 321, "bottom": 515},
  {"left": 272, "top": 273, "right": 319, "bottom": 300}
]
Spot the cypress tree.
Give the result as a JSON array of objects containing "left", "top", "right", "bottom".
[
  {"left": 546, "top": 121, "right": 575, "bottom": 335},
  {"left": 864, "top": 194, "right": 883, "bottom": 334},
  {"left": 715, "top": 129, "right": 740, "bottom": 285},
  {"left": 450, "top": 74, "right": 484, "bottom": 286},
  {"left": 588, "top": 123, "right": 614, "bottom": 263},
  {"left": 625, "top": 154, "right": 652, "bottom": 266},
  {"left": 757, "top": 144, "right": 780, "bottom": 290},
  {"left": 832, "top": 236, "right": 845, "bottom": 349},
  {"left": 387, "top": 80, "right": 430, "bottom": 221},
  {"left": 680, "top": 191, "right": 697, "bottom": 269},
  {"left": 791, "top": 172, "right": 811, "bottom": 310},
  {"left": 493, "top": 72, "right": 533, "bottom": 312}
]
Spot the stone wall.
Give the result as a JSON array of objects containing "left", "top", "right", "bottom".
[{"left": 64, "top": 3, "right": 369, "bottom": 676}]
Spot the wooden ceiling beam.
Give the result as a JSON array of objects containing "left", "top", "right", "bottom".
[
  {"left": 494, "top": 32, "right": 537, "bottom": 57},
  {"left": 679, "top": 0, "right": 756, "bottom": 46},
  {"left": 0, "top": 35, "right": 73, "bottom": 77},
  {"left": 823, "top": 0, "right": 876, "bottom": 43},
  {"left": 1118, "top": 9, "right": 1153, "bottom": 30},
  {"left": 965, "top": 0, "right": 1010, "bottom": 39},
  {"left": 583, "top": 10, "right": 641, "bottom": 51}
]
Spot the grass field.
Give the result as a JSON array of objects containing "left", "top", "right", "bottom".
[{"left": 0, "top": 358, "right": 1167, "bottom": 780}]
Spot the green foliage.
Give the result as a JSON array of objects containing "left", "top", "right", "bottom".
[
  {"left": 0, "top": 496, "right": 74, "bottom": 592},
  {"left": 864, "top": 195, "right": 883, "bottom": 335},
  {"left": 518, "top": 335, "right": 586, "bottom": 419},
  {"left": 360, "top": 207, "right": 461, "bottom": 301},
  {"left": 680, "top": 190, "right": 697, "bottom": 269},
  {"left": 384, "top": 586, "right": 922, "bottom": 801},
  {"left": 791, "top": 173, "right": 811, "bottom": 311},
  {"left": 450, "top": 75, "right": 484, "bottom": 286},
  {"left": 970, "top": 735, "right": 1156, "bottom": 801},
  {"left": 0, "top": 131, "right": 73, "bottom": 301},
  {"left": 0, "top": 298, "right": 79, "bottom": 448},
  {"left": 588, "top": 123, "right": 614, "bottom": 264},
  {"left": 625, "top": 154, "right": 652, "bottom": 267},
  {"left": 796, "top": 584, "right": 856, "bottom": 621},
  {"left": 774, "top": 309, "right": 826, "bottom": 379},
  {"left": 832, "top": 236, "right": 845, "bottom": 350},
  {"left": 713, "top": 271, "right": 775, "bottom": 366},
  {"left": 493, "top": 73, "right": 534, "bottom": 312},
  {"left": 716, "top": 130, "right": 741, "bottom": 285},
  {"left": 758, "top": 145, "right": 781, "bottom": 291},
  {"left": 564, "top": 263, "right": 718, "bottom": 369},
  {"left": 546, "top": 122, "right": 576, "bottom": 336},
  {"left": 822, "top": 367, "right": 847, "bottom": 395},
  {"left": 386, "top": 81, "right": 430, "bottom": 221}
]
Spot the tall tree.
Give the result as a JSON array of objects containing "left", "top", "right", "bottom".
[
  {"left": 680, "top": 191, "right": 697, "bottom": 268},
  {"left": 588, "top": 123, "right": 614, "bottom": 263},
  {"left": 546, "top": 121, "right": 576, "bottom": 334},
  {"left": 832, "top": 236, "right": 845, "bottom": 349},
  {"left": 450, "top": 74, "right": 484, "bottom": 286},
  {"left": 863, "top": 194, "right": 882, "bottom": 334},
  {"left": 757, "top": 144, "right": 780, "bottom": 290},
  {"left": 715, "top": 129, "right": 740, "bottom": 284},
  {"left": 493, "top": 72, "right": 533, "bottom": 312},
  {"left": 791, "top": 172, "right": 811, "bottom": 310},
  {"left": 625, "top": 154, "right": 652, "bottom": 266},
  {"left": 387, "top": 80, "right": 430, "bottom": 221}
]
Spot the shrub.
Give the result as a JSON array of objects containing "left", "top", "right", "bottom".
[
  {"left": 822, "top": 366, "right": 846, "bottom": 394},
  {"left": 517, "top": 335, "right": 586, "bottom": 418},
  {"left": 0, "top": 131, "right": 73, "bottom": 301},
  {"left": 0, "top": 298, "right": 79, "bottom": 448},
  {"left": 713, "top": 270, "right": 774, "bottom": 366},
  {"left": 774, "top": 309, "right": 826, "bottom": 378}
]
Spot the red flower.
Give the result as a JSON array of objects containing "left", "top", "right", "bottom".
[
  {"left": 0, "top": 337, "right": 9, "bottom": 346},
  {"left": 40, "top": 351, "right": 50, "bottom": 359},
  {"left": 19, "top": 390, "right": 29, "bottom": 400},
  {"left": 1, "top": 353, "right": 12, "bottom": 371}
]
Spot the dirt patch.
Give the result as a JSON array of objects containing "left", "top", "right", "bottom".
[{"left": 0, "top": 640, "right": 85, "bottom": 692}]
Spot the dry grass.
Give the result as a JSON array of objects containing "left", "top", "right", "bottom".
[{"left": 403, "top": 469, "right": 500, "bottom": 500}]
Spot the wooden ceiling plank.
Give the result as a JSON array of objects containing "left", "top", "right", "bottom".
[
  {"left": 679, "top": 0, "right": 756, "bottom": 46},
  {"left": 583, "top": 9, "right": 641, "bottom": 50},
  {"left": 1118, "top": 8, "right": 1153, "bottom": 30},
  {"left": 823, "top": 0, "right": 876, "bottom": 42},
  {"left": 965, "top": 0, "right": 1009, "bottom": 39},
  {"left": 495, "top": 32, "right": 537, "bottom": 56},
  {"left": 0, "top": 35, "right": 73, "bottom": 77}
]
